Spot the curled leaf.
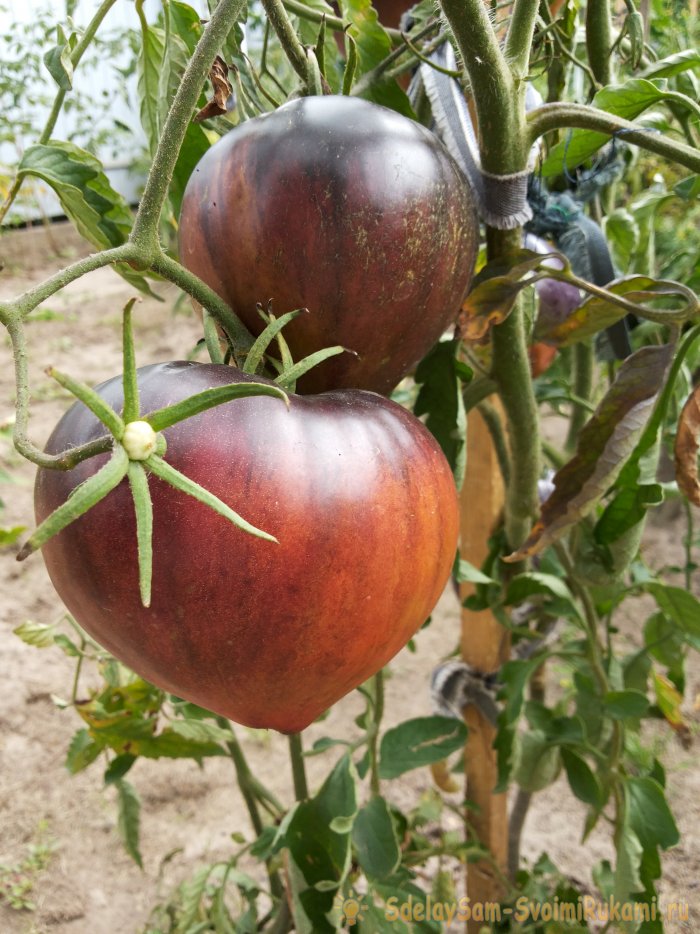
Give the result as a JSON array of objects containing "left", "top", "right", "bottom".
[
  {"left": 194, "top": 55, "right": 233, "bottom": 122},
  {"left": 506, "top": 344, "right": 673, "bottom": 561},
  {"left": 674, "top": 385, "right": 700, "bottom": 506}
]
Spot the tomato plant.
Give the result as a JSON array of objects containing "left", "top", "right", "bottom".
[
  {"left": 1, "top": 0, "right": 700, "bottom": 930},
  {"left": 180, "top": 94, "right": 478, "bottom": 394},
  {"left": 34, "top": 361, "right": 459, "bottom": 733}
]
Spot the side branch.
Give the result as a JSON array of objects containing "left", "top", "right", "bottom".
[{"left": 527, "top": 103, "right": 700, "bottom": 174}]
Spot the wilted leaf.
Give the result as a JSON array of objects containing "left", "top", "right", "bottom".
[
  {"left": 674, "top": 385, "right": 700, "bottom": 506},
  {"left": 536, "top": 276, "right": 698, "bottom": 346},
  {"left": 195, "top": 56, "right": 233, "bottom": 121},
  {"left": 506, "top": 345, "right": 672, "bottom": 561},
  {"left": 541, "top": 80, "right": 677, "bottom": 178},
  {"left": 653, "top": 671, "right": 692, "bottom": 747},
  {"left": 44, "top": 25, "right": 75, "bottom": 90},
  {"left": 414, "top": 339, "right": 467, "bottom": 488},
  {"left": 13, "top": 620, "right": 56, "bottom": 648},
  {"left": 460, "top": 250, "right": 552, "bottom": 341},
  {"left": 66, "top": 728, "right": 104, "bottom": 773}
]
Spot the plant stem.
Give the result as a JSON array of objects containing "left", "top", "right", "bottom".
[
  {"left": 129, "top": 0, "right": 248, "bottom": 256},
  {"left": 504, "top": 0, "right": 541, "bottom": 79},
  {"left": 151, "top": 251, "right": 254, "bottom": 362},
  {"left": 260, "top": 0, "right": 309, "bottom": 85},
  {"left": 565, "top": 340, "right": 595, "bottom": 453},
  {"left": 527, "top": 103, "right": 700, "bottom": 174},
  {"left": 349, "top": 21, "right": 441, "bottom": 97},
  {"left": 368, "top": 669, "right": 385, "bottom": 796},
  {"left": 477, "top": 400, "right": 511, "bottom": 489},
  {"left": 217, "top": 717, "right": 265, "bottom": 836},
  {"left": 288, "top": 733, "right": 309, "bottom": 800}
]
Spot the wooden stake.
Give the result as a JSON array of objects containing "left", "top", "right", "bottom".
[{"left": 460, "top": 405, "right": 509, "bottom": 930}]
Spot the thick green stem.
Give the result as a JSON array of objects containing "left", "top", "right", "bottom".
[
  {"left": 565, "top": 341, "right": 595, "bottom": 453},
  {"left": 217, "top": 718, "right": 265, "bottom": 836},
  {"left": 367, "top": 670, "right": 385, "bottom": 797},
  {"left": 440, "top": 0, "right": 525, "bottom": 173},
  {"left": 288, "top": 733, "right": 309, "bottom": 800},
  {"left": 586, "top": 0, "right": 614, "bottom": 87},
  {"left": 260, "top": 0, "right": 309, "bottom": 85},
  {"left": 151, "top": 251, "right": 254, "bottom": 362},
  {"left": 504, "top": 0, "right": 541, "bottom": 79},
  {"left": 129, "top": 0, "right": 248, "bottom": 255},
  {"left": 477, "top": 400, "right": 511, "bottom": 489},
  {"left": 527, "top": 103, "right": 700, "bottom": 175},
  {"left": 488, "top": 230, "right": 541, "bottom": 552}
]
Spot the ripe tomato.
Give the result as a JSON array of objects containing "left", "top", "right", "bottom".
[
  {"left": 179, "top": 95, "right": 478, "bottom": 395},
  {"left": 35, "top": 363, "right": 459, "bottom": 733}
]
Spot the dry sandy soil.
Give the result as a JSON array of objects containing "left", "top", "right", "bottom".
[{"left": 0, "top": 224, "right": 698, "bottom": 933}]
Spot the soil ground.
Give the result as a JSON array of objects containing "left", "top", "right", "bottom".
[{"left": 0, "top": 223, "right": 697, "bottom": 933}]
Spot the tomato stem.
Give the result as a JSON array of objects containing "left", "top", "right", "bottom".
[
  {"left": 288, "top": 733, "right": 309, "bottom": 800},
  {"left": 128, "top": 463, "right": 154, "bottom": 608}
]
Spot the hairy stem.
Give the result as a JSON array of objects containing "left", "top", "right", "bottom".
[
  {"left": 505, "top": 0, "right": 541, "bottom": 79},
  {"left": 477, "top": 400, "right": 511, "bottom": 489},
  {"left": 261, "top": 0, "right": 309, "bottom": 85},
  {"left": 527, "top": 103, "right": 700, "bottom": 174},
  {"left": 368, "top": 669, "right": 385, "bottom": 797},
  {"left": 565, "top": 341, "right": 595, "bottom": 453},
  {"left": 129, "top": 0, "right": 248, "bottom": 255}
]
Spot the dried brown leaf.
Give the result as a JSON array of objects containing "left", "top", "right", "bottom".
[
  {"left": 674, "top": 385, "right": 700, "bottom": 506},
  {"left": 194, "top": 56, "right": 232, "bottom": 122}
]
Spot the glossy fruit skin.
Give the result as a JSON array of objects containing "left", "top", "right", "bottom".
[
  {"left": 179, "top": 95, "right": 478, "bottom": 395},
  {"left": 35, "top": 363, "right": 459, "bottom": 733}
]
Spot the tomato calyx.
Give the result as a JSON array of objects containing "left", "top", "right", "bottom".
[{"left": 17, "top": 300, "right": 287, "bottom": 608}]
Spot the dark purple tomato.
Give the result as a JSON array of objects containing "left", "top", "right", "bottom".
[
  {"left": 179, "top": 95, "right": 478, "bottom": 395},
  {"left": 35, "top": 363, "right": 459, "bottom": 733},
  {"left": 524, "top": 233, "right": 581, "bottom": 328}
]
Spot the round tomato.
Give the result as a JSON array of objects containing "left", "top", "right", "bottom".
[
  {"left": 35, "top": 363, "right": 459, "bottom": 733},
  {"left": 179, "top": 95, "right": 478, "bottom": 395}
]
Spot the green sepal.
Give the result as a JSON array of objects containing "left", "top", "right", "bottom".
[
  {"left": 243, "top": 309, "right": 307, "bottom": 375},
  {"left": 342, "top": 35, "right": 358, "bottom": 95},
  {"left": 145, "top": 454, "right": 278, "bottom": 543},
  {"left": 145, "top": 382, "right": 289, "bottom": 432},
  {"left": 275, "top": 346, "right": 348, "bottom": 391},
  {"left": 122, "top": 299, "right": 141, "bottom": 422},
  {"left": 202, "top": 310, "right": 225, "bottom": 365},
  {"left": 17, "top": 447, "right": 128, "bottom": 561},
  {"left": 49, "top": 367, "right": 125, "bottom": 440},
  {"left": 127, "top": 462, "right": 153, "bottom": 608}
]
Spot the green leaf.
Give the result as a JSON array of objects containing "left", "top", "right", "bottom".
[
  {"left": 352, "top": 797, "right": 401, "bottom": 879},
  {"left": 640, "top": 49, "right": 700, "bottom": 79},
  {"left": 53, "top": 634, "right": 81, "bottom": 657},
  {"left": 103, "top": 754, "right": 137, "bottom": 785},
  {"left": 169, "top": 719, "right": 233, "bottom": 744},
  {"left": 594, "top": 484, "right": 663, "bottom": 545},
  {"left": 604, "top": 210, "right": 639, "bottom": 274},
  {"left": 645, "top": 583, "right": 700, "bottom": 639},
  {"left": 505, "top": 572, "right": 579, "bottom": 609},
  {"left": 115, "top": 779, "right": 143, "bottom": 867},
  {"left": 378, "top": 717, "right": 467, "bottom": 779},
  {"left": 13, "top": 620, "right": 56, "bottom": 648},
  {"left": 604, "top": 690, "right": 650, "bottom": 719},
  {"left": 131, "top": 729, "right": 227, "bottom": 760},
  {"left": 170, "top": 0, "right": 203, "bottom": 54},
  {"left": 18, "top": 141, "right": 132, "bottom": 248},
  {"left": 513, "top": 730, "right": 562, "bottom": 792},
  {"left": 65, "top": 729, "right": 103, "bottom": 774},
  {"left": 453, "top": 556, "right": 495, "bottom": 585},
  {"left": 137, "top": 18, "right": 165, "bottom": 156},
  {"left": 414, "top": 339, "right": 467, "bottom": 489},
  {"left": 674, "top": 174, "right": 700, "bottom": 201},
  {"left": 613, "top": 821, "right": 643, "bottom": 906},
  {"left": 561, "top": 746, "right": 605, "bottom": 809},
  {"left": 627, "top": 777, "right": 680, "bottom": 850},
  {"left": 0, "top": 525, "right": 25, "bottom": 546},
  {"left": 43, "top": 25, "right": 75, "bottom": 90},
  {"left": 461, "top": 250, "right": 550, "bottom": 340},
  {"left": 178, "top": 865, "right": 213, "bottom": 929},
  {"left": 542, "top": 80, "right": 677, "bottom": 177},
  {"left": 344, "top": 0, "right": 415, "bottom": 116}
]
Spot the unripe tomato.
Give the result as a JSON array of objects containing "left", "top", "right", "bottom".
[
  {"left": 179, "top": 95, "right": 478, "bottom": 395},
  {"left": 35, "top": 363, "right": 459, "bottom": 733}
]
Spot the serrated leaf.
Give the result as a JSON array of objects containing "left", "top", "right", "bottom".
[
  {"left": 170, "top": 718, "right": 233, "bottom": 744},
  {"left": 506, "top": 345, "right": 672, "bottom": 561},
  {"left": 352, "top": 796, "right": 401, "bottom": 879},
  {"left": 645, "top": 583, "right": 700, "bottom": 639},
  {"left": 542, "top": 80, "right": 677, "bottom": 178},
  {"left": 104, "top": 754, "right": 137, "bottom": 785},
  {"left": 378, "top": 717, "right": 467, "bottom": 779},
  {"left": 414, "top": 339, "right": 467, "bottom": 488},
  {"left": 178, "top": 865, "right": 213, "bottom": 929},
  {"left": 627, "top": 777, "right": 680, "bottom": 850},
  {"left": 116, "top": 779, "right": 143, "bottom": 867},
  {"left": 13, "top": 620, "right": 57, "bottom": 648},
  {"left": 66, "top": 729, "right": 103, "bottom": 774}
]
